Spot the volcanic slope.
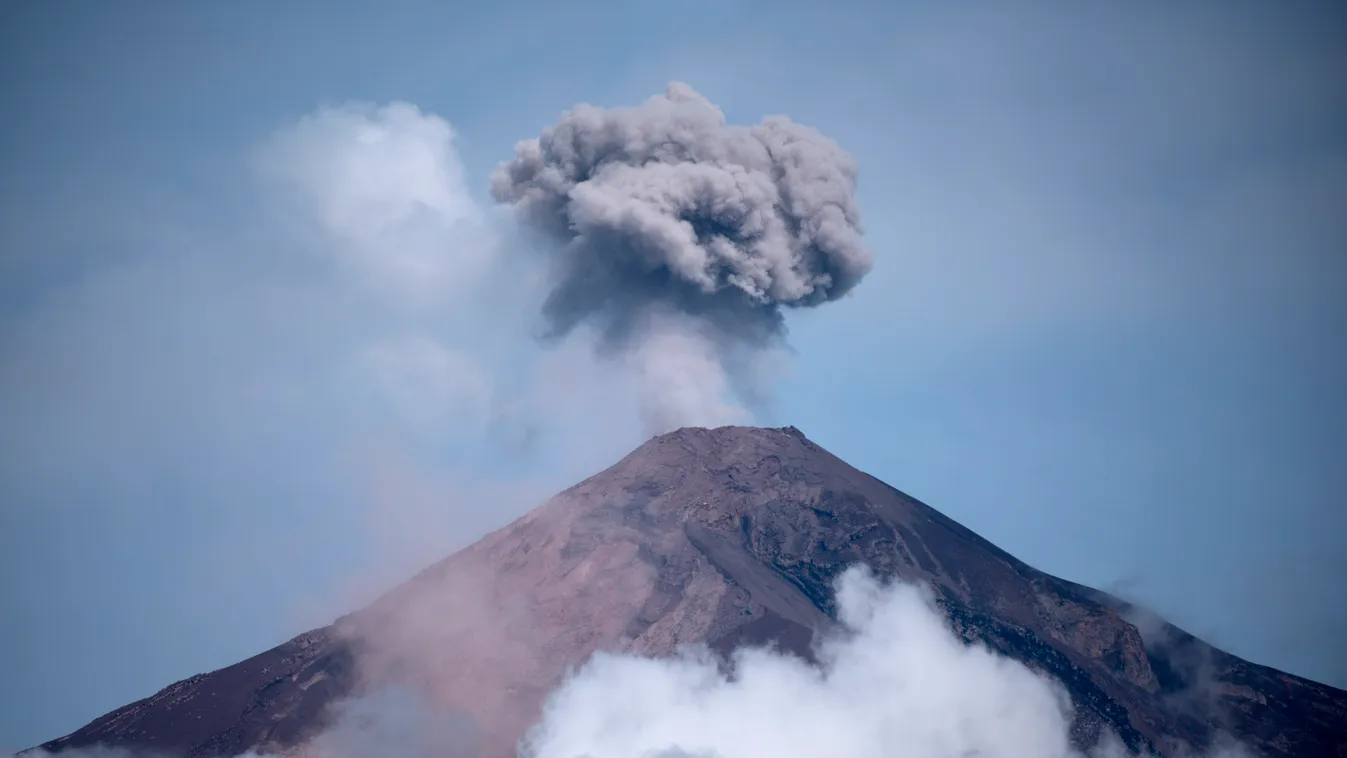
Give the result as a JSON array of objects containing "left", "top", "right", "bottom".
[{"left": 32, "top": 426, "right": 1347, "bottom": 757}]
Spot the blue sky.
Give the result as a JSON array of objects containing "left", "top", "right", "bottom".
[{"left": 2, "top": 0, "right": 1345, "bottom": 749}]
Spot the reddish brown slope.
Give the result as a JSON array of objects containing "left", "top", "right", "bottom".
[{"left": 32, "top": 426, "right": 1347, "bottom": 758}]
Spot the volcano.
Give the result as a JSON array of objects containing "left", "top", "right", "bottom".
[{"left": 29, "top": 426, "right": 1347, "bottom": 757}]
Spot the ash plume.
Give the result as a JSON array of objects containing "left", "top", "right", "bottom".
[{"left": 491, "top": 83, "right": 872, "bottom": 432}]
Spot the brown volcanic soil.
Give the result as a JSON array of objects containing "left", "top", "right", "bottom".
[{"left": 32, "top": 426, "right": 1347, "bottom": 757}]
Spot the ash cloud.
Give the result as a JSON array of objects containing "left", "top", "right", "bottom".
[{"left": 491, "top": 83, "right": 872, "bottom": 432}]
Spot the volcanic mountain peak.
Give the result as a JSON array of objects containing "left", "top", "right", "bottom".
[
  {"left": 32, "top": 425, "right": 1347, "bottom": 758},
  {"left": 556, "top": 424, "right": 821, "bottom": 498},
  {"left": 546, "top": 424, "right": 923, "bottom": 537}
]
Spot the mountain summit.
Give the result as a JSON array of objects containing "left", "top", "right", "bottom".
[{"left": 32, "top": 426, "right": 1347, "bottom": 757}]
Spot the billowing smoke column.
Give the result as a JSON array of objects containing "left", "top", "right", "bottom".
[{"left": 491, "top": 83, "right": 872, "bottom": 432}]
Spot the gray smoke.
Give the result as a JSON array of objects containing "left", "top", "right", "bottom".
[{"left": 490, "top": 82, "right": 872, "bottom": 352}]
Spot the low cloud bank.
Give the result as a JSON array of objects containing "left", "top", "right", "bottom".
[{"left": 521, "top": 567, "right": 1249, "bottom": 758}]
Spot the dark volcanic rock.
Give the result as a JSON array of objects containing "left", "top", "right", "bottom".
[
  {"left": 30, "top": 426, "right": 1347, "bottom": 757},
  {"left": 32, "top": 629, "right": 357, "bottom": 757}
]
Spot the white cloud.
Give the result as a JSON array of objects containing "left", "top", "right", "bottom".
[
  {"left": 0, "top": 99, "right": 513, "bottom": 488},
  {"left": 257, "top": 101, "right": 496, "bottom": 305},
  {"left": 0, "top": 99, "right": 526, "bottom": 734},
  {"left": 521, "top": 567, "right": 1249, "bottom": 758}
]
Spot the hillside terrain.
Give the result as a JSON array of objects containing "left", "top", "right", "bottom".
[{"left": 31, "top": 426, "right": 1347, "bottom": 757}]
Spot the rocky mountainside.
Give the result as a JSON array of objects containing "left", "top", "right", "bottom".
[{"left": 30, "top": 426, "right": 1347, "bottom": 757}]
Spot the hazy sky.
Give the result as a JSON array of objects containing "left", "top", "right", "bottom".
[{"left": 2, "top": 0, "right": 1345, "bottom": 749}]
